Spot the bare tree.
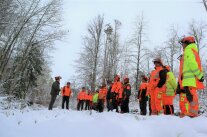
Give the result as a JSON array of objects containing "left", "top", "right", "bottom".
[
  {"left": 129, "top": 14, "right": 148, "bottom": 90},
  {"left": 164, "top": 26, "right": 180, "bottom": 72},
  {"left": 202, "top": 0, "right": 207, "bottom": 12},
  {"left": 102, "top": 20, "right": 122, "bottom": 83},
  {"left": 188, "top": 20, "right": 207, "bottom": 55},
  {"left": 76, "top": 15, "right": 104, "bottom": 91}
]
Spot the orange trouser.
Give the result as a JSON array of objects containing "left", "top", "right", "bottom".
[
  {"left": 179, "top": 87, "right": 199, "bottom": 117},
  {"left": 163, "top": 95, "right": 174, "bottom": 106},
  {"left": 150, "top": 88, "right": 164, "bottom": 115},
  {"left": 150, "top": 90, "right": 156, "bottom": 114}
]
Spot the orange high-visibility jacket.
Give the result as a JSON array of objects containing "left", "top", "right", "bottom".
[
  {"left": 138, "top": 82, "right": 148, "bottom": 100},
  {"left": 88, "top": 94, "right": 93, "bottom": 101},
  {"left": 77, "top": 91, "right": 87, "bottom": 100},
  {"left": 111, "top": 81, "right": 123, "bottom": 94},
  {"left": 148, "top": 66, "right": 164, "bottom": 93},
  {"left": 62, "top": 86, "right": 72, "bottom": 97}
]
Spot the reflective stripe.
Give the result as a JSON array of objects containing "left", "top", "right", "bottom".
[
  {"left": 189, "top": 109, "right": 198, "bottom": 115},
  {"left": 181, "top": 94, "right": 186, "bottom": 97},
  {"left": 183, "top": 75, "right": 195, "bottom": 79},
  {"left": 183, "top": 69, "right": 200, "bottom": 75},
  {"left": 185, "top": 103, "right": 189, "bottom": 113},
  {"left": 190, "top": 101, "right": 197, "bottom": 106}
]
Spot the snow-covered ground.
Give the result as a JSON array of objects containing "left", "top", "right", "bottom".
[{"left": 1, "top": 97, "right": 207, "bottom": 137}]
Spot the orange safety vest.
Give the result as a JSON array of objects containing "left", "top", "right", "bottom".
[
  {"left": 148, "top": 66, "right": 164, "bottom": 92},
  {"left": 138, "top": 82, "right": 148, "bottom": 100},
  {"left": 111, "top": 81, "right": 122, "bottom": 94},
  {"left": 62, "top": 86, "right": 72, "bottom": 97},
  {"left": 77, "top": 91, "right": 86, "bottom": 100}
]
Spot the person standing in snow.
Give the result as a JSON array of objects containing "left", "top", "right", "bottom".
[
  {"left": 121, "top": 76, "right": 131, "bottom": 113},
  {"left": 77, "top": 87, "right": 87, "bottom": 111},
  {"left": 177, "top": 36, "right": 204, "bottom": 117},
  {"left": 138, "top": 75, "right": 148, "bottom": 115},
  {"left": 148, "top": 58, "right": 166, "bottom": 115},
  {"left": 106, "top": 80, "right": 113, "bottom": 111},
  {"left": 92, "top": 89, "right": 99, "bottom": 111},
  {"left": 111, "top": 74, "right": 123, "bottom": 112},
  {"left": 85, "top": 89, "right": 91, "bottom": 110},
  {"left": 162, "top": 66, "right": 177, "bottom": 115},
  {"left": 49, "top": 76, "right": 61, "bottom": 110},
  {"left": 61, "top": 82, "right": 72, "bottom": 110},
  {"left": 97, "top": 84, "right": 107, "bottom": 112}
]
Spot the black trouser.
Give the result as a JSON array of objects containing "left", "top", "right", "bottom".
[
  {"left": 163, "top": 105, "right": 174, "bottom": 115},
  {"left": 112, "top": 93, "right": 118, "bottom": 112},
  {"left": 77, "top": 100, "right": 84, "bottom": 111},
  {"left": 107, "top": 99, "right": 112, "bottom": 111},
  {"left": 49, "top": 95, "right": 57, "bottom": 110},
  {"left": 149, "top": 97, "right": 152, "bottom": 115},
  {"left": 92, "top": 103, "right": 97, "bottom": 111},
  {"left": 121, "top": 98, "right": 129, "bottom": 113},
  {"left": 62, "top": 96, "right": 69, "bottom": 109},
  {"left": 97, "top": 99, "right": 104, "bottom": 112},
  {"left": 85, "top": 100, "right": 90, "bottom": 110},
  {"left": 139, "top": 100, "right": 147, "bottom": 115}
]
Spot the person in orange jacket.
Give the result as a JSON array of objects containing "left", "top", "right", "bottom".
[
  {"left": 148, "top": 58, "right": 166, "bottom": 115},
  {"left": 85, "top": 89, "right": 91, "bottom": 110},
  {"left": 88, "top": 91, "right": 93, "bottom": 110},
  {"left": 77, "top": 87, "right": 87, "bottom": 111},
  {"left": 98, "top": 84, "right": 107, "bottom": 112},
  {"left": 177, "top": 36, "right": 204, "bottom": 117},
  {"left": 138, "top": 76, "right": 148, "bottom": 115},
  {"left": 111, "top": 74, "right": 123, "bottom": 112},
  {"left": 62, "top": 82, "right": 72, "bottom": 110}
]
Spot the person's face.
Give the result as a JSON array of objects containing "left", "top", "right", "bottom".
[
  {"left": 154, "top": 61, "right": 161, "bottom": 67},
  {"left": 67, "top": 83, "right": 70, "bottom": 87},
  {"left": 182, "top": 43, "right": 187, "bottom": 49}
]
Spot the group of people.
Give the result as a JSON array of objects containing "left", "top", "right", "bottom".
[
  {"left": 137, "top": 36, "right": 205, "bottom": 118},
  {"left": 76, "top": 75, "right": 131, "bottom": 113},
  {"left": 48, "top": 36, "right": 205, "bottom": 118}
]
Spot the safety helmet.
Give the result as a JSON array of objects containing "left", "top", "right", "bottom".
[
  {"left": 153, "top": 58, "right": 163, "bottom": 65},
  {"left": 165, "top": 65, "right": 170, "bottom": 71},
  {"left": 141, "top": 75, "right": 148, "bottom": 82},
  {"left": 179, "top": 36, "right": 195, "bottom": 44},
  {"left": 123, "top": 76, "right": 129, "bottom": 82}
]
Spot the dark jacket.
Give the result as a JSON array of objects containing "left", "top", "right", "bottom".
[
  {"left": 50, "top": 81, "right": 60, "bottom": 95},
  {"left": 106, "top": 85, "right": 112, "bottom": 100},
  {"left": 122, "top": 83, "right": 131, "bottom": 99},
  {"left": 157, "top": 68, "right": 168, "bottom": 88}
]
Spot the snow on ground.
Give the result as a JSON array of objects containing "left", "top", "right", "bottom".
[{"left": 0, "top": 96, "right": 207, "bottom": 137}]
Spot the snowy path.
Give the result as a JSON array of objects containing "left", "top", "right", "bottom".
[{"left": 1, "top": 109, "right": 207, "bottom": 137}]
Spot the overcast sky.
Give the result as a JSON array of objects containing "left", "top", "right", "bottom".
[{"left": 50, "top": 0, "right": 207, "bottom": 86}]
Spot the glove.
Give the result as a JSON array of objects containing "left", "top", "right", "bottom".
[
  {"left": 199, "top": 76, "right": 204, "bottom": 82},
  {"left": 176, "top": 83, "right": 181, "bottom": 94},
  {"left": 184, "top": 86, "right": 193, "bottom": 103},
  {"left": 145, "top": 96, "right": 149, "bottom": 101}
]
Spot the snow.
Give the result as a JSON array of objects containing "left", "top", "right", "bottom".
[{"left": 1, "top": 97, "right": 207, "bottom": 137}]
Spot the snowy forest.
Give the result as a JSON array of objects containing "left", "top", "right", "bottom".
[{"left": 1, "top": 0, "right": 207, "bottom": 137}]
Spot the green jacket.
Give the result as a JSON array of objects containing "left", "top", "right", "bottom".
[
  {"left": 50, "top": 81, "right": 60, "bottom": 95},
  {"left": 93, "top": 93, "right": 98, "bottom": 103},
  {"left": 166, "top": 71, "right": 177, "bottom": 96},
  {"left": 182, "top": 43, "right": 203, "bottom": 87}
]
